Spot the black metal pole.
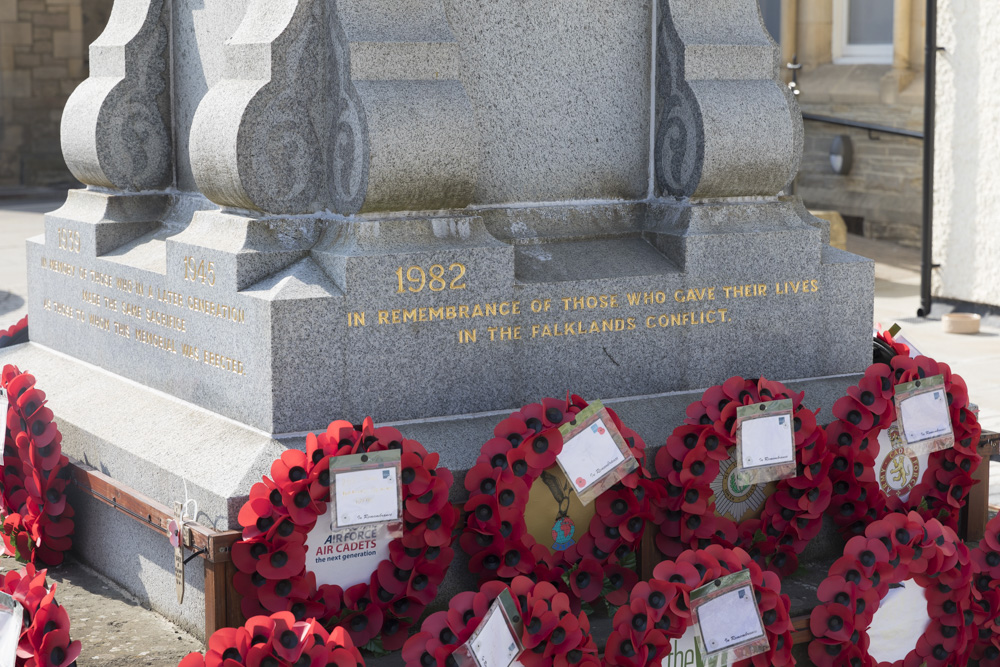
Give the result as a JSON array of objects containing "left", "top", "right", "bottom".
[{"left": 919, "top": 0, "right": 937, "bottom": 318}]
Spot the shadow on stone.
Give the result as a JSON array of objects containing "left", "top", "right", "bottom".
[{"left": 0, "top": 292, "right": 24, "bottom": 318}]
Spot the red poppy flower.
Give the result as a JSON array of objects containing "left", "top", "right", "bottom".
[
  {"left": 568, "top": 558, "right": 603, "bottom": 602},
  {"left": 35, "top": 627, "right": 82, "bottom": 667},
  {"left": 257, "top": 574, "right": 314, "bottom": 613},
  {"left": 810, "top": 603, "right": 854, "bottom": 643},
  {"left": 844, "top": 535, "right": 891, "bottom": 578},
  {"left": 604, "top": 563, "right": 639, "bottom": 607},
  {"left": 479, "top": 437, "right": 514, "bottom": 470},
  {"left": 522, "top": 431, "right": 561, "bottom": 470}
]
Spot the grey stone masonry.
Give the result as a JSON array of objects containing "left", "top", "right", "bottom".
[{"left": 12, "top": 0, "right": 876, "bottom": 635}]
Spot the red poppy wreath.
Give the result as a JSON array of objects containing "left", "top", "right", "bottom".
[
  {"left": 0, "top": 365, "right": 75, "bottom": 566},
  {"left": 459, "top": 395, "right": 653, "bottom": 609},
  {"left": 0, "top": 316, "right": 28, "bottom": 349},
  {"left": 179, "top": 612, "right": 365, "bottom": 667},
  {"left": 808, "top": 511, "right": 975, "bottom": 667},
  {"left": 652, "top": 377, "right": 831, "bottom": 576},
  {"left": 969, "top": 513, "right": 1000, "bottom": 665},
  {"left": 2, "top": 563, "right": 81, "bottom": 667},
  {"left": 605, "top": 544, "right": 793, "bottom": 667},
  {"left": 823, "top": 354, "right": 981, "bottom": 539},
  {"left": 232, "top": 417, "right": 458, "bottom": 652},
  {"left": 402, "top": 576, "right": 600, "bottom": 667}
]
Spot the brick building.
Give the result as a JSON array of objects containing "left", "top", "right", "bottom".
[
  {"left": 760, "top": 0, "right": 926, "bottom": 247},
  {"left": 0, "top": 0, "right": 110, "bottom": 189}
]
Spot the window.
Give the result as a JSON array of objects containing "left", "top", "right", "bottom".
[
  {"left": 833, "top": 0, "right": 894, "bottom": 64},
  {"left": 758, "top": 0, "right": 781, "bottom": 44}
]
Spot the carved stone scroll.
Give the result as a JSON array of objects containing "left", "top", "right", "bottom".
[
  {"left": 190, "top": 0, "right": 479, "bottom": 217},
  {"left": 61, "top": 0, "right": 172, "bottom": 192},
  {"left": 656, "top": 0, "right": 802, "bottom": 199}
]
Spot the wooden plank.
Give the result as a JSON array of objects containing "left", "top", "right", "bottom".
[
  {"left": 204, "top": 558, "right": 229, "bottom": 636},
  {"left": 967, "top": 443, "right": 992, "bottom": 542},
  {"left": 640, "top": 526, "right": 658, "bottom": 581},
  {"left": 224, "top": 561, "right": 245, "bottom": 628},
  {"left": 980, "top": 430, "right": 1000, "bottom": 457},
  {"left": 790, "top": 614, "right": 812, "bottom": 645},
  {"left": 68, "top": 458, "right": 240, "bottom": 563}
]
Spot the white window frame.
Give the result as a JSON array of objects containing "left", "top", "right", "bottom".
[{"left": 832, "top": 0, "right": 894, "bottom": 65}]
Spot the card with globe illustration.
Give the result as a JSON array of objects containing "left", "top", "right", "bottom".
[{"left": 556, "top": 401, "right": 638, "bottom": 506}]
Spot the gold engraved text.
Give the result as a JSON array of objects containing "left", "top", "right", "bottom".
[
  {"left": 57, "top": 228, "right": 81, "bottom": 253},
  {"left": 395, "top": 263, "right": 467, "bottom": 294},
  {"left": 183, "top": 257, "right": 216, "bottom": 287}
]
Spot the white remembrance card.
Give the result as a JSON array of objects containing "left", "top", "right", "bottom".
[
  {"left": 335, "top": 467, "right": 400, "bottom": 528},
  {"left": 470, "top": 604, "right": 521, "bottom": 667},
  {"left": 899, "top": 390, "right": 952, "bottom": 443},
  {"left": 697, "top": 585, "right": 765, "bottom": 654},
  {"left": 0, "top": 592, "right": 22, "bottom": 667},
  {"left": 557, "top": 417, "right": 626, "bottom": 494},
  {"left": 740, "top": 414, "right": 795, "bottom": 469}
]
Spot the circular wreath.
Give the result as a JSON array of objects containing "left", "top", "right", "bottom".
[
  {"left": 459, "top": 394, "right": 652, "bottom": 608},
  {"left": 652, "top": 376, "right": 831, "bottom": 576},
  {"left": 232, "top": 417, "right": 458, "bottom": 652},
  {"left": 0, "top": 316, "right": 28, "bottom": 349},
  {"left": 808, "top": 511, "right": 975, "bottom": 667},
  {"left": 605, "top": 544, "right": 793, "bottom": 667},
  {"left": 0, "top": 365, "right": 75, "bottom": 565},
  {"left": 179, "top": 611, "right": 365, "bottom": 667},
  {"left": 823, "top": 354, "right": 981, "bottom": 539},
  {"left": 969, "top": 512, "right": 1000, "bottom": 665},
  {"left": 402, "top": 575, "right": 600, "bottom": 667},
  {"left": 2, "top": 563, "right": 81, "bottom": 667}
]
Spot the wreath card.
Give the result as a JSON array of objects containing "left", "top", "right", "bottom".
[
  {"left": 894, "top": 375, "right": 954, "bottom": 455},
  {"left": 735, "top": 399, "right": 796, "bottom": 485},
  {"left": 329, "top": 450, "right": 403, "bottom": 537},
  {"left": 453, "top": 589, "right": 524, "bottom": 667},
  {"left": 556, "top": 401, "right": 639, "bottom": 506},
  {"left": 691, "top": 569, "right": 768, "bottom": 663}
]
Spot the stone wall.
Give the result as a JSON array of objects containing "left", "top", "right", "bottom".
[
  {"left": 798, "top": 100, "right": 924, "bottom": 247},
  {"left": 0, "top": 0, "right": 110, "bottom": 188},
  {"left": 934, "top": 0, "right": 1000, "bottom": 308}
]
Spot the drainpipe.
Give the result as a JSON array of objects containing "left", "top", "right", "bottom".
[
  {"left": 918, "top": 0, "right": 936, "bottom": 318},
  {"left": 780, "top": 0, "right": 798, "bottom": 85}
]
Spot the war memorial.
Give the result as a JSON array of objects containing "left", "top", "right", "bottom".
[{"left": 0, "top": 1, "right": 991, "bottom": 666}]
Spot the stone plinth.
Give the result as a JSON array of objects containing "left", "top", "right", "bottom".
[{"left": 3, "top": 0, "right": 876, "bottom": 638}]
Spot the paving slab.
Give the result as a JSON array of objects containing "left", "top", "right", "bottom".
[{"left": 0, "top": 556, "right": 202, "bottom": 666}]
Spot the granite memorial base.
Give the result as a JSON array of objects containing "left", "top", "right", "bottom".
[{"left": 2, "top": 0, "right": 879, "bottom": 649}]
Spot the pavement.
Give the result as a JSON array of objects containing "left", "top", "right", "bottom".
[
  {"left": 0, "top": 556, "right": 202, "bottom": 666},
  {"left": 1, "top": 195, "right": 999, "bottom": 663}
]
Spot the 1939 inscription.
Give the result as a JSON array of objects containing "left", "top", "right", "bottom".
[{"left": 57, "top": 228, "right": 81, "bottom": 254}]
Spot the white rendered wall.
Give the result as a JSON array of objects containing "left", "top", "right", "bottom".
[{"left": 935, "top": 0, "right": 1000, "bottom": 306}]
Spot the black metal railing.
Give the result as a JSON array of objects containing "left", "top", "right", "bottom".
[{"left": 801, "top": 113, "right": 924, "bottom": 140}]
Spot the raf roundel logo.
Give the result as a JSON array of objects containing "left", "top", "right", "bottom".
[
  {"left": 551, "top": 516, "right": 576, "bottom": 551},
  {"left": 879, "top": 446, "right": 920, "bottom": 498}
]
